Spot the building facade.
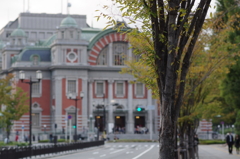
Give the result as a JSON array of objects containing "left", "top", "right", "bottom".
[{"left": 0, "top": 13, "right": 160, "bottom": 135}]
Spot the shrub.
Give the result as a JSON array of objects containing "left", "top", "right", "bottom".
[{"left": 199, "top": 139, "right": 225, "bottom": 145}]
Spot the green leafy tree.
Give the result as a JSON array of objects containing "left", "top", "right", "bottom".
[
  {"left": 215, "top": 0, "right": 240, "bottom": 134},
  {"left": 235, "top": 110, "right": 240, "bottom": 135},
  {"left": 98, "top": 1, "right": 212, "bottom": 158},
  {"left": 0, "top": 74, "right": 28, "bottom": 139}
]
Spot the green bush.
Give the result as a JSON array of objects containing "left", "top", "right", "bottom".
[
  {"left": 38, "top": 139, "right": 66, "bottom": 143},
  {"left": 16, "top": 143, "right": 28, "bottom": 146},
  {"left": 109, "top": 139, "right": 157, "bottom": 142},
  {"left": 199, "top": 139, "right": 225, "bottom": 145}
]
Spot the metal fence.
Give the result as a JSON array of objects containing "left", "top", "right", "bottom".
[{"left": 0, "top": 141, "right": 104, "bottom": 159}]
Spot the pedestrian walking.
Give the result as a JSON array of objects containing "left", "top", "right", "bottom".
[
  {"left": 194, "top": 134, "right": 199, "bottom": 159},
  {"left": 235, "top": 134, "right": 240, "bottom": 154},
  {"left": 49, "top": 133, "right": 53, "bottom": 143},
  {"left": 15, "top": 135, "right": 19, "bottom": 142},
  {"left": 226, "top": 132, "right": 234, "bottom": 154}
]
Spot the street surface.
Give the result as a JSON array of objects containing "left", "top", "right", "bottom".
[{"left": 34, "top": 142, "right": 240, "bottom": 159}]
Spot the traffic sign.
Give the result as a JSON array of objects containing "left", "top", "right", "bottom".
[
  {"left": 147, "top": 105, "right": 155, "bottom": 110},
  {"left": 22, "top": 125, "right": 24, "bottom": 129},
  {"left": 68, "top": 115, "right": 72, "bottom": 119}
]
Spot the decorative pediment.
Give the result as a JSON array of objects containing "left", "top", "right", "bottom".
[
  {"left": 65, "top": 105, "right": 79, "bottom": 113},
  {"left": 32, "top": 102, "right": 43, "bottom": 112}
]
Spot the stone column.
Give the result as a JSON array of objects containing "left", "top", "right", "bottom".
[
  {"left": 147, "top": 89, "right": 153, "bottom": 140},
  {"left": 88, "top": 80, "right": 94, "bottom": 117},
  {"left": 80, "top": 48, "right": 87, "bottom": 65},
  {"left": 127, "top": 81, "right": 134, "bottom": 133},
  {"left": 108, "top": 80, "right": 114, "bottom": 127},
  {"left": 81, "top": 78, "right": 88, "bottom": 131},
  {"left": 54, "top": 76, "right": 63, "bottom": 131}
]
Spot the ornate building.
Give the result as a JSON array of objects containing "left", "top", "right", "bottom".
[{"left": 0, "top": 13, "right": 159, "bottom": 135}]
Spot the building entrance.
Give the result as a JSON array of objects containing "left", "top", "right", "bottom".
[
  {"left": 114, "top": 116, "right": 125, "bottom": 133},
  {"left": 134, "top": 116, "right": 145, "bottom": 127},
  {"left": 95, "top": 116, "right": 104, "bottom": 132}
]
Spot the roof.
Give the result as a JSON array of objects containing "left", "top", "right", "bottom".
[
  {"left": 88, "top": 27, "right": 130, "bottom": 50},
  {"left": 60, "top": 16, "right": 78, "bottom": 28},
  {"left": 15, "top": 47, "right": 51, "bottom": 62},
  {"left": 10, "top": 28, "right": 26, "bottom": 37},
  {"left": 81, "top": 28, "right": 102, "bottom": 41},
  {"left": 41, "top": 34, "right": 57, "bottom": 46}
]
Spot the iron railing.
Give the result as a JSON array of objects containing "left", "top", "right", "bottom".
[{"left": 0, "top": 141, "right": 104, "bottom": 159}]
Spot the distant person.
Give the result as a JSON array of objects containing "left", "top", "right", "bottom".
[
  {"left": 15, "top": 135, "right": 19, "bottom": 142},
  {"left": 4, "top": 137, "right": 8, "bottom": 144},
  {"left": 24, "top": 135, "right": 28, "bottom": 142},
  {"left": 235, "top": 134, "right": 240, "bottom": 154},
  {"left": 226, "top": 132, "right": 234, "bottom": 154},
  {"left": 49, "top": 133, "right": 53, "bottom": 143},
  {"left": 194, "top": 134, "right": 199, "bottom": 159},
  {"left": 33, "top": 135, "right": 35, "bottom": 141}
]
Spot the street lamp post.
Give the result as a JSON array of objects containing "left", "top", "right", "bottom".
[
  {"left": 93, "top": 101, "right": 100, "bottom": 141},
  {"left": 89, "top": 114, "right": 93, "bottom": 132},
  {"left": 19, "top": 70, "right": 42, "bottom": 158},
  {"left": 68, "top": 92, "right": 84, "bottom": 142},
  {"left": 43, "top": 125, "right": 46, "bottom": 134}
]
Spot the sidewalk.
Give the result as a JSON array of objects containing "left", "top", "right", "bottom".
[{"left": 199, "top": 144, "right": 240, "bottom": 159}]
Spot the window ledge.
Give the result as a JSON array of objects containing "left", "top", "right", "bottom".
[
  {"left": 136, "top": 95, "right": 144, "bottom": 98},
  {"left": 116, "top": 94, "right": 124, "bottom": 98},
  {"left": 32, "top": 94, "right": 42, "bottom": 98}
]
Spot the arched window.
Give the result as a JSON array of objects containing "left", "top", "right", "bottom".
[
  {"left": 113, "top": 42, "right": 127, "bottom": 65},
  {"left": 32, "top": 55, "right": 39, "bottom": 65},
  {"left": 97, "top": 46, "right": 108, "bottom": 65},
  {"left": 30, "top": 55, "right": 40, "bottom": 65}
]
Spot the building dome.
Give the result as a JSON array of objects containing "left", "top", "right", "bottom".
[
  {"left": 10, "top": 28, "right": 26, "bottom": 37},
  {"left": 60, "top": 16, "right": 78, "bottom": 28}
]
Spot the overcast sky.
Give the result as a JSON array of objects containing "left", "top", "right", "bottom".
[{"left": 0, "top": 0, "right": 218, "bottom": 30}]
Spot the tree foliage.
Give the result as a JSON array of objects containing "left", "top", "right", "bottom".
[
  {"left": 0, "top": 74, "right": 28, "bottom": 139},
  {"left": 98, "top": 0, "right": 212, "bottom": 158},
  {"left": 215, "top": 0, "right": 240, "bottom": 133}
]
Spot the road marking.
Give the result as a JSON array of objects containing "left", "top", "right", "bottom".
[
  {"left": 100, "top": 154, "right": 106, "bottom": 157},
  {"left": 93, "top": 152, "right": 99, "bottom": 154},
  {"left": 132, "top": 145, "right": 155, "bottom": 159},
  {"left": 109, "top": 149, "right": 125, "bottom": 154}
]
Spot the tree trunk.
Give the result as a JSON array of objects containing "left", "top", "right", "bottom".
[
  {"left": 159, "top": 101, "right": 177, "bottom": 159},
  {"left": 187, "top": 125, "right": 195, "bottom": 159}
]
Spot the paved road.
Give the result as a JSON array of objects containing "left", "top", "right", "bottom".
[{"left": 35, "top": 143, "right": 240, "bottom": 159}]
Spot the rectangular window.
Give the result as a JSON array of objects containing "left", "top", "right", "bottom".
[
  {"left": 136, "top": 83, "right": 144, "bottom": 96},
  {"left": 32, "top": 83, "right": 40, "bottom": 94},
  {"left": 70, "top": 31, "right": 73, "bottom": 38},
  {"left": 96, "top": 82, "right": 104, "bottom": 95},
  {"left": 39, "top": 32, "right": 45, "bottom": 39},
  {"left": 67, "top": 80, "right": 76, "bottom": 93},
  {"left": 6, "top": 32, "right": 11, "bottom": 38},
  {"left": 62, "top": 31, "right": 64, "bottom": 39},
  {"left": 32, "top": 113, "right": 40, "bottom": 126},
  {"left": 116, "top": 82, "right": 124, "bottom": 95},
  {"left": 31, "top": 32, "right": 37, "bottom": 39}
]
